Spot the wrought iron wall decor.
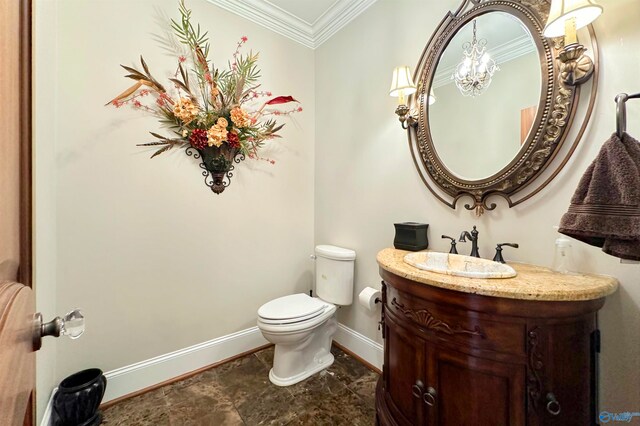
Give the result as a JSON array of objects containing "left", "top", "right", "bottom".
[
  {"left": 184, "top": 147, "right": 246, "bottom": 194},
  {"left": 404, "top": 0, "right": 599, "bottom": 215}
]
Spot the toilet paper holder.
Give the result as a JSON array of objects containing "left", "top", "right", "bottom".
[{"left": 358, "top": 287, "right": 383, "bottom": 312}]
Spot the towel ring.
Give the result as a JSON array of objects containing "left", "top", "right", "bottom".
[{"left": 616, "top": 92, "right": 640, "bottom": 138}]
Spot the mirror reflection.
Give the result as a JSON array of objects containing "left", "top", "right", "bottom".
[{"left": 428, "top": 11, "right": 541, "bottom": 181}]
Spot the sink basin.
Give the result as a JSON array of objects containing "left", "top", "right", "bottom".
[{"left": 403, "top": 251, "right": 517, "bottom": 279}]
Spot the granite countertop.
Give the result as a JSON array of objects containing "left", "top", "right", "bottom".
[{"left": 377, "top": 248, "right": 619, "bottom": 301}]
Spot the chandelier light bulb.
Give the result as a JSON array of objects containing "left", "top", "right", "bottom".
[{"left": 452, "top": 20, "right": 499, "bottom": 97}]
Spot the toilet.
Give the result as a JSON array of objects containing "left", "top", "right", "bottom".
[{"left": 257, "top": 245, "right": 356, "bottom": 386}]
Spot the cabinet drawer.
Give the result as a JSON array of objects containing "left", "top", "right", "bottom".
[{"left": 386, "top": 286, "right": 526, "bottom": 356}]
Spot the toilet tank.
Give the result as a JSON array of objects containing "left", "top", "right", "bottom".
[{"left": 315, "top": 245, "right": 356, "bottom": 306}]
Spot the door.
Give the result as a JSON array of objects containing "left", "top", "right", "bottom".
[
  {"left": 0, "top": 0, "right": 35, "bottom": 424},
  {"left": 428, "top": 347, "right": 526, "bottom": 426},
  {"left": 0, "top": 283, "right": 35, "bottom": 425}
]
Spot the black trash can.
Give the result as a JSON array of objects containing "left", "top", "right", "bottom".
[{"left": 53, "top": 368, "right": 107, "bottom": 426}]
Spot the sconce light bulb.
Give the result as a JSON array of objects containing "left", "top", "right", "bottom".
[
  {"left": 398, "top": 90, "right": 406, "bottom": 106},
  {"left": 564, "top": 16, "right": 578, "bottom": 45}
]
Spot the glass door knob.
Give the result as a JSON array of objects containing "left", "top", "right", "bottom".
[
  {"left": 60, "top": 309, "right": 85, "bottom": 339},
  {"left": 33, "top": 308, "right": 85, "bottom": 351}
]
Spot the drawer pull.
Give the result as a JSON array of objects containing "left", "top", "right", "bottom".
[
  {"left": 412, "top": 380, "right": 424, "bottom": 399},
  {"left": 546, "top": 393, "right": 561, "bottom": 416},
  {"left": 423, "top": 387, "right": 437, "bottom": 407}
]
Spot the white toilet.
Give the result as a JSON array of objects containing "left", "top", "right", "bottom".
[{"left": 257, "top": 245, "right": 356, "bottom": 386}]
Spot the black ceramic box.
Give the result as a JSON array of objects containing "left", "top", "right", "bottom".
[{"left": 394, "top": 222, "right": 429, "bottom": 251}]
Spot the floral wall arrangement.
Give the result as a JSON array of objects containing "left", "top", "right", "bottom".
[{"left": 107, "top": 1, "right": 302, "bottom": 194}]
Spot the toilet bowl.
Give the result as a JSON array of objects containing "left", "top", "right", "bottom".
[
  {"left": 258, "top": 293, "right": 337, "bottom": 386},
  {"left": 257, "top": 245, "right": 356, "bottom": 386}
]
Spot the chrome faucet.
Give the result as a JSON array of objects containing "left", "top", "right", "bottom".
[{"left": 459, "top": 226, "right": 480, "bottom": 258}]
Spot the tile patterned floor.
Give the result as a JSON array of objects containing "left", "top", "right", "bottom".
[{"left": 102, "top": 345, "right": 379, "bottom": 425}]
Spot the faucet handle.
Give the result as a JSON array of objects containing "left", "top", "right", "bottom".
[
  {"left": 493, "top": 243, "right": 519, "bottom": 263},
  {"left": 441, "top": 235, "right": 458, "bottom": 254}
]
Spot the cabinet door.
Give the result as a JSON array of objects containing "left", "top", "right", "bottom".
[
  {"left": 429, "top": 347, "right": 526, "bottom": 426},
  {"left": 384, "top": 313, "right": 428, "bottom": 425},
  {"left": 526, "top": 321, "right": 597, "bottom": 426}
]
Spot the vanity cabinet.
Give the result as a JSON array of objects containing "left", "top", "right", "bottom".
[{"left": 376, "top": 267, "right": 608, "bottom": 426}]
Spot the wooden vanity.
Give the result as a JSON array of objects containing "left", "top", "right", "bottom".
[{"left": 375, "top": 248, "right": 618, "bottom": 426}]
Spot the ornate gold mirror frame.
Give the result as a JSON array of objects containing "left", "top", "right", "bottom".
[{"left": 408, "top": 0, "right": 598, "bottom": 215}]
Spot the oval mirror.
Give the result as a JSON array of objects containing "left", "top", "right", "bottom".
[
  {"left": 429, "top": 11, "right": 541, "bottom": 181},
  {"left": 410, "top": 0, "right": 599, "bottom": 215}
]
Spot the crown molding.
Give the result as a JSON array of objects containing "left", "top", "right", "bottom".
[
  {"left": 205, "top": 0, "right": 377, "bottom": 49},
  {"left": 312, "top": 0, "right": 378, "bottom": 47},
  {"left": 432, "top": 35, "right": 537, "bottom": 88}
]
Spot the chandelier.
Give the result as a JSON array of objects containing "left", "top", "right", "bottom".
[{"left": 452, "top": 20, "right": 499, "bottom": 97}]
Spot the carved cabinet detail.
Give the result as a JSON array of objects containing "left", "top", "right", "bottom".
[{"left": 376, "top": 269, "right": 604, "bottom": 426}]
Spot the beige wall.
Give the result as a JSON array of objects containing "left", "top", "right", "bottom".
[
  {"left": 315, "top": 0, "right": 640, "bottom": 411},
  {"left": 35, "top": 0, "right": 315, "bottom": 417}
]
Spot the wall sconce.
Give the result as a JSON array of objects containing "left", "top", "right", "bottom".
[
  {"left": 543, "top": 0, "right": 602, "bottom": 86},
  {"left": 390, "top": 66, "right": 418, "bottom": 129}
]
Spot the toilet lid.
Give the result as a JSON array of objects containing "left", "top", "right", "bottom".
[{"left": 258, "top": 293, "right": 326, "bottom": 322}]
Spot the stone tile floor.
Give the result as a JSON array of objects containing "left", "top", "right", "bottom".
[{"left": 102, "top": 345, "right": 379, "bottom": 425}]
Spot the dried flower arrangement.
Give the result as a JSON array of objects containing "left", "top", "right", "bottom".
[{"left": 107, "top": 1, "right": 301, "bottom": 193}]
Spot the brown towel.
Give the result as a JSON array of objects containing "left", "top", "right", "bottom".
[{"left": 559, "top": 133, "right": 640, "bottom": 261}]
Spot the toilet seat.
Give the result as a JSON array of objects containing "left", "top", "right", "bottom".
[
  {"left": 258, "top": 293, "right": 328, "bottom": 325},
  {"left": 258, "top": 309, "right": 325, "bottom": 325},
  {"left": 257, "top": 293, "right": 336, "bottom": 334},
  {"left": 257, "top": 303, "right": 336, "bottom": 334}
]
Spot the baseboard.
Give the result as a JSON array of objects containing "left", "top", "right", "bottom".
[
  {"left": 40, "top": 387, "right": 56, "bottom": 426},
  {"left": 41, "top": 327, "right": 267, "bottom": 424},
  {"left": 333, "top": 323, "right": 383, "bottom": 371},
  {"left": 40, "top": 322, "right": 382, "bottom": 424},
  {"left": 102, "top": 326, "right": 268, "bottom": 403}
]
